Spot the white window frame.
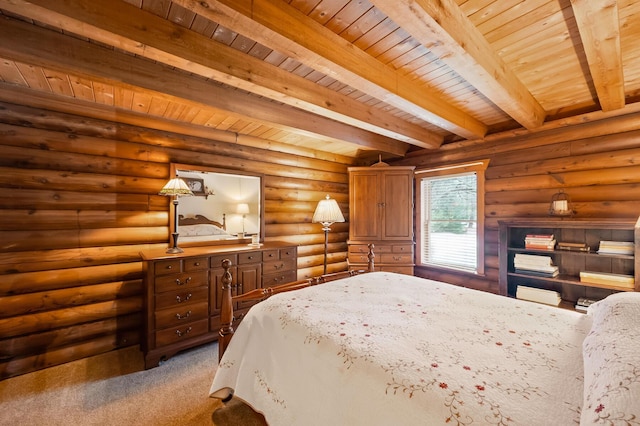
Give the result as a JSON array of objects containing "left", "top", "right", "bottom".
[{"left": 415, "top": 160, "right": 489, "bottom": 275}]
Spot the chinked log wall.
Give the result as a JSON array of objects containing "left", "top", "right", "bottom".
[
  {"left": 0, "top": 101, "right": 357, "bottom": 380},
  {"left": 393, "top": 109, "right": 640, "bottom": 294}
]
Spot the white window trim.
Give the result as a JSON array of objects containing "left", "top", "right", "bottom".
[{"left": 415, "top": 159, "right": 489, "bottom": 275}]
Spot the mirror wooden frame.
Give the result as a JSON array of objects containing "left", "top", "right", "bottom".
[{"left": 168, "top": 163, "right": 265, "bottom": 247}]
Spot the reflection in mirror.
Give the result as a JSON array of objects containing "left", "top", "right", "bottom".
[{"left": 169, "top": 163, "right": 264, "bottom": 247}]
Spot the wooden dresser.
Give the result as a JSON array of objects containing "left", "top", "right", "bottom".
[
  {"left": 140, "top": 242, "right": 297, "bottom": 368},
  {"left": 348, "top": 165, "right": 415, "bottom": 275}
]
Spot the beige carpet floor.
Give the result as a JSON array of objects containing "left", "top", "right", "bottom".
[{"left": 0, "top": 342, "right": 264, "bottom": 425}]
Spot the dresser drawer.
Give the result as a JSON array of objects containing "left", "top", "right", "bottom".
[
  {"left": 238, "top": 251, "right": 261, "bottom": 264},
  {"left": 210, "top": 253, "right": 237, "bottom": 269},
  {"left": 184, "top": 257, "right": 208, "bottom": 271},
  {"left": 392, "top": 245, "right": 413, "bottom": 254},
  {"left": 263, "top": 258, "right": 296, "bottom": 275},
  {"left": 262, "top": 249, "right": 279, "bottom": 261},
  {"left": 263, "top": 270, "right": 297, "bottom": 288},
  {"left": 348, "top": 253, "right": 371, "bottom": 264},
  {"left": 380, "top": 253, "right": 413, "bottom": 264},
  {"left": 155, "top": 318, "right": 209, "bottom": 347},
  {"left": 155, "top": 301, "right": 209, "bottom": 329},
  {"left": 348, "top": 244, "right": 369, "bottom": 254},
  {"left": 155, "top": 271, "right": 208, "bottom": 293},
  {"left": 279, "top": 247, "right": 296, "bottom": 259},
  {"left": 154, "top": 260, "right": 182, "bottom": 276},
  {"left": 155, "top": 286, "right": 209, "bottom": 310},
  {"left": 349, "top": 244, "right": 391, "bottom": 254}
]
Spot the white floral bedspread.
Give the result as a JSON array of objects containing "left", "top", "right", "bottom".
[{"left": 210, "top": 272, "right": 594, "bottom": 425}]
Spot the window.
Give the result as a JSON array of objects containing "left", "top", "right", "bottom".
[{"left": 416, "top": 160, "right": 488, "bottom": 274}]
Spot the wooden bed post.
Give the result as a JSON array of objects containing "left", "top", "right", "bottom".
[{"left": 218, "top": 259, "right": 234, "bottom": 362}]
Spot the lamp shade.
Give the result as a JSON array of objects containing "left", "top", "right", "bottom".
[
  {"left": 236, "top": 203, "right": 250, "bottom": 215},
  {"left": 549, "top": 190, "right": 573, "bottom": 216},
  {"left": 159, "top": 176, "right": 194, "bottom": 197},
  {"left": 312, "top": 195, "right": 345, "bottom": 224}
]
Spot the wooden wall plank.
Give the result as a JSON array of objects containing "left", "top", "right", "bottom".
[
  {"left": 0, "top": 244, "right": 160, "bottom": 274},
  {"left": 0, "top": 280, "right": 143, "bottom": 318}
]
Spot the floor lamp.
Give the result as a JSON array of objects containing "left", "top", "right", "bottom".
[
  {"left": 312, "top": 195, "right": 345, "bottom": 274},
  {"left": 159, "top": 175, "right": 194, "bottom": 253}
]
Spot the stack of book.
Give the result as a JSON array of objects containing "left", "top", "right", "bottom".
[
  {"left": 514, "top": 253, "right": 559, "bottom": 277},
  {"left": 597, "top": 241, "right": 634, "bottom": 255},
  {"left": 574, "top": 297, "right": 597, "bottom": 312},
  {"left": 557, "top": 241, "right": 590, "bottom": 252},
  {"left": 516, "top": 285, "right": 561, "bottom": 306},
  {"left": 524, "top": 234, "right": 556, "bottom": 250},
  {"left": 579, "top": 271, "right": 635, "bottom": 289}
]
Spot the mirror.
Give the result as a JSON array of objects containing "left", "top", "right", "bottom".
[{"left": 169, "top": 163, "right": 264, "bottom": 247}]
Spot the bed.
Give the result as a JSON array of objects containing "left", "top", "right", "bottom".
[
  {"left": 210, "top": 267, "right": 640, "bottom": 425},
  {"left": 178, "top": 214, "right": 232, "bottom": 241}
]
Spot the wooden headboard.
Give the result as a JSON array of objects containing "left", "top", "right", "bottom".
[{"left": 178, "top": 214, "right": 226, "bottom": 230}]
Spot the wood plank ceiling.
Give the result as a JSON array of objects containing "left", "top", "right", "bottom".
[{"left": 0, "top": 0, "right": 638, "bottom": 160}]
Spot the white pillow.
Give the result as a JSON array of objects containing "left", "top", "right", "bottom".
[{"left": 581, "top": 292, "right": 640, "bottom": 424}]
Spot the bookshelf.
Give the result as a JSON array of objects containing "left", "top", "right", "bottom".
[{"left": 498, "top": 217, "right": 640, "bottom": 309}]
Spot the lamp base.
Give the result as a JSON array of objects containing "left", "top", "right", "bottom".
[{"left": 166, "top": 232, "right": 184, "bottom": 254}]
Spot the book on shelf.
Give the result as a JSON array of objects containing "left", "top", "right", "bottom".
[
  {"left": 514, "top": 253, "right": 554, "bottom": 265},
  {"left": 579, "top": 271, "right": 635, "bottom": 289},
  {"left": 574, "top": 304, "right": 589, "bottom": 312},
  {"left": 516, "top": 285, "right": 561, "bottom": 306},
  {"left": 525, "top": 234, "right": 554, "bottom": 239},
  {"left": 598, "top": 240, "right": 634, "bottom": 246},
  {"left": 514, "top": 253, "right": 559, "bottom": 276},
  {"left": 514, "top": 268, "right": 559, "bottom": 278},
  {"left": 514, "top": 254, "right": 558, "bottom": 273},
  {"left": 524, "top": 234, "right": 556, "bottom": 250},
  {"left": 557, "top": 241, "right": 590, "bottom": 252},
  {"left": 597, "top": 240, "right": 634, "bottom": 255},
  {"left": 575, "top": 297, "right": 598, "bottom": 312},
  {"left": 525, "top": 243, "right": 556, "bottom": 250}
]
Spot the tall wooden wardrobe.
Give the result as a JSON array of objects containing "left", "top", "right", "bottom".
[{"left": 347, "top": 164, "right": 415, "bottom": 275}]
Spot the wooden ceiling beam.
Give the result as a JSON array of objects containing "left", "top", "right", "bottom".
[
  {"left": 174, "top": 0, "right": 487, "bottom": 140},
  {"left": 0, "top": 0, "right": 440, "bottom": 149},
  {"left": 370, "top": 0, "right": 546, "bottom": 131},
  {"left": 570, "top": 0, "right": 625, "bottom": 112},
  {"left": 0, "top": 15, "right": 409, "bottom": 157}
]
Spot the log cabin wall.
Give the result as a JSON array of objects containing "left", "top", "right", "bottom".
[
  {"left": 0, "top": 101, "right": 356, "bottom": 380},
  {"left": 392, "top": 110, "right": 640, "bottom": 294}
]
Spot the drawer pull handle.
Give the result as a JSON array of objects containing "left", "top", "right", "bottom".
[
  {"left": 268, "top": 253, "right": 274, "bottom": 257},
  {"left": 166, "top": 265, "right": 173, "bottom": 270},
  {"left": 394, "top": 256, "right": 402, "bottom": 261},
  {"left": 274, "top": 263, "right": 284, "bottom": 270},
  {"left": 247, "top": 255, "right": 254, "bottom": 260},
  {"left": 176, "top": 293, "right": 192, "bottom": 303},
  {"left": 176, "top": 310, "right": 192, "bottom": 320},
  {"left": 175, "top": 326, "right": 192, "bottom": 337},
  {"left": 194, "top": 262, "right": 200, "bottom": 266},
  {"left": 175, "top": 277, "right": 192, "bottom": 286}
]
